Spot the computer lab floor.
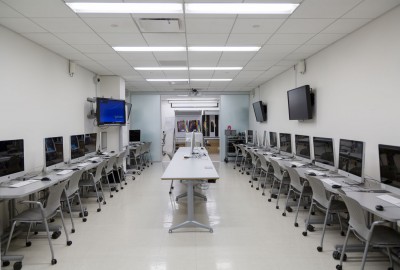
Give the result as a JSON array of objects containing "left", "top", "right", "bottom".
[{"left": 4, "top": 161, "right": 393, "bottom": 270}]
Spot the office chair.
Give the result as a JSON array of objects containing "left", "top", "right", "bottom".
[
  {"left": 303, "top": 175, "right": 347, "bottom": 252},
  {"left": 3, "top": 180, "right": 72, "bottom": 265},
  {"left": 130, "top": 144, "right": 143, "bottom": 171},
  {"left": 254, "top": 152, "right": 273, "bottom": 193},
  {"left": 103, "top": 155, "right": 118, "bottom": 197},
  {"left": 336, "top": 194, "right": 400, "bottom": 270},
  {"left": 79, "top": 160, "right": 107, "bottom": 212},
  {"left": 249, "top": 149, "right": 261, "bottom": 186},
  {"left": 232, "top": 143, "right": 242, "bottom": 169},
  {"left": 61, "top": 169, "right": 87, "bottom": 233},
  {"left": 238, "top": 145, "right": 251, "bottom": 175},
  {"left": 267, "top": 159, "right": 290, "bottom": 209},
  {"left": 115, "top": 149, "right": 128, "bottom": 187},
  {"left": 282, "top": 165, "right": 313, "bottom": 227}
]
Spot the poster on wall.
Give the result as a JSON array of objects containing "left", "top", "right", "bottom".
[
  {"left": 187, "top": 120, "right": 201, "bottom": 132},
  {"left": 176, "top": 120, "right": 186, "bottom": 132}
]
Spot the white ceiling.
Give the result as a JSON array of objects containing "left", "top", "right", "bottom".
[{"left": 1, "top": 0, "right": 399, "bottom": 93}]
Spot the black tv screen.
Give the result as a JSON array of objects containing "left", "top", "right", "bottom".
[
  {"left": 252, "top": 101, "right": 267, "bottom": 122},
  {"left": 96, "top": 98, "right": 126, "bottom": 126},
  {"left": 70, "top": 135, "right": 85, "bottom": 160},
  {"left": 129, "top": 130, "right": 141, "bottom": 142},
  {"left": 45, "top": 136, "right": 64, "bottom": 167},
  {"left": 84, "top": 133, "right": 97, "bottom": 154},
  {"left": 379, "top": 144, "right": 400, "bottom": 188},
  {"left": 287, "top": 85, "right": 312, "bottom": 120},
  {"left": 0, "top": 139, "right": 24, "bottom": 178},
  {"left": 269, "top": 132, "right": 277, "bottom": 147},
  {"left": 338, "top": 139, "right": 364, "bottom": 178},
  {"left": 279, "top": 133, "right": 292, "bottom": 153},
  {"left": 295, "top": 135, "right": 310, "bottom": 159}
]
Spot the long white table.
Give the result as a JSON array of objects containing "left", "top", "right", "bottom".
[{"left": 161, "top": 147, "right": 219, "bottom": 232}]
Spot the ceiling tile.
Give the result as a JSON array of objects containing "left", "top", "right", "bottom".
[
  {"left": 75, "top": 60, "right": 114, "bottom": 75},
  {"left": 153, "top": 51, "right": 187, "bottom": 61},
  {"left": 186, "top": 34, "right": 229, "bottom": 46},
  {"left": 278, "top": 19, "right": 335, "bottom": 33},
  {"left": 245, "top": 60, "right": 275, "bottom": 69},
  {"left": 306, "top": 33, "right": 346, "bottom": 45},
  {"left": 231, "top": 19, "right": 285, "bottom": 34},
  {"left": 143, "top": 33, "right": 186, "bottom": 46},
  {"left": 72, "top": 44, "right": 115, "bottom": 54},
  {"left": 0, "top": 18, "right": 46, "bottom": 33},
  {"left": 219, "top": 51, "right": 258, "bottom": 61},
  {"left": 218, "top": 60, "right": 252, "bottom": 66},
  {"left": 3, "top": 0, "right": 76, "bottom": 17},
  {"left": 85, "top": 53, "right": 124, "bottom": 61},
  {"left": 267, "top": 33, "right": 314, "bottom": 45},
  {"left": 22, "top": 33, "right": 66, "bottom": 45},
  {"left": 185, "top": 18, "right": 235, "bottom": 33},
  {"left": 189, "top": 71, "right": 214, "bottom": 78},
  {"left": 343, "top": 0, "right": 400, "bottom": 19},
  {"left": 0, "top": 2, "right": 23, "bottom": 17},
  {"left": 276, "top": 59, "right": 298, "bottom": 66},
  {"left": 213, "top": 70, "right": 241, "bottom": 77},
  {"left": 294, "top": 44, "right": 326, "bottom": 54},
  {"left": 291, "top": 0, "right": 361, "bottom": 18},
  {"left": 31, "top": 18, "right": 93, "bottom": 33},
  {"left": 257, "top": 44, "right": 299, "bottom": 56},
  {"left": 188, "top": 52, "right": 222, "bottom": 66},
  {"left": 55, "top": 33, "right": 105, "bottom": 45},
  {"left": 98, "top": 33, "right": 147, "bottom": 46},
  {"left": 44, "top": 43, "right": 81, "bottom": 55},
  {"left": 82, "top": 17, "right": 139, "bottom": 33},
  {"left": 164, "top": 71, "right": 190, "bottom": 78},
  {"left": 226, "top": 34, "right": 270, "bottom": 46},
  {"left": 119, "top": 52, "right": 157, "bottom": 62},
  {"left": 321, "top": 18, "right": 372, "bottom": 34}
]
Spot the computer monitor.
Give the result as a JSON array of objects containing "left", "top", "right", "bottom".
[
  {"left": 269, "top": 132, "right": 277, "bottom": 148},
  {"left": 338, "top": 139, "right": 364, "bottom": 183},
  {"left": 245, "top": 130, "right": 253, "bottom": 145},
  {"left": 44, "top": 136, "right": 64, "bottom": 171},
  {"left": 101, "top": 132, "right": 107, "bottom": 151},
  {"left": 129, "top": 130, "right": 141, "bottom": 142},
  {"left": 70, "top": 134, "right": 85, "bottom": 161},
  {"left": 262, "top": 131, "right": 267, "bottom": 148},
  {"left": 379, "top": 144, "right": 400, "bottom": 189},
  {"left": 84, "top": 133, "right": 97, "bottom": 155},
  {"left": 0, "top": 139, "right": 24, "bottom": 183},
  {"left": 279, "top": 133, "right": 292, "bottom": 154},
  {"left": 295, "top": 135, "right": 310, "bottom": 160},
  {"left": 313, "top": 137, "right": 335, "bottom": 170}
]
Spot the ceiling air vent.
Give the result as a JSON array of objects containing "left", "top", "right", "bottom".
[{"left": 138, "top": 18, "right": 182, "bottom": 32}]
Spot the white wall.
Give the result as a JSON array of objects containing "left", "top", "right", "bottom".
[{"left": 250, "top": 6, "right": 400, "bottom": 181}]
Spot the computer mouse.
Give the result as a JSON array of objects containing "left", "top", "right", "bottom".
[
  {"left": 308, "top": 172, "right": 316, "bottom": 176},
  {"left": 41, "top": 177, "right": 51, "bottom": 181},
  {"left": 111, "top": 151, "right": 115, "bottom": 153},
  {"left": 271, "top": 154, "right": 276, "bottom": 157},
  {"left": 291, "top": 165, "right": 297, "bottom": 168},
  {"left": 375, "top": 205, "right": 384, "bottom": 211},
  {"left": 332, "top": 184, "right": 341, "bottom": 189},
  {"left": 72, "top": 168, "right": 79, "bottom": 171},
  {"left": 91, "top": 161, "right": 98, "bottom": 163}
]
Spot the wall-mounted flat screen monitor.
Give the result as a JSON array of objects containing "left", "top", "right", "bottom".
[
  {"left": 245, "top": 130, "right": 253, "bottom": 144},
  {"left": 313, "top": 137, "right": 334, "bottom": 170},
  {"left": 252, "top": 101, "right": 267, "bottom": 122},
  {"left": 295, "top": 135, "right": 310, "bottom": 160},
  {"left": 279, "top": 133, "right": 292, "bottom": 154},
  {"left": 96, "top": 98, "right": 126, "bottom": 126},
  {"left": 269, "top": 132, "right": 277, "bottom": 147},
  {"left": 70, "top": 134, "right": 85, "bottom": 161},
  {"left": 0, "top": 139, "right": 24, "bottom": 182},
  {"left": 379, "top": 144, "right": 400, "bottom": 189},
  {"left": 84, "top": 133, "right": 97, "bottom": 155},
  {"left": 287, "top": 85, "right": 313, "bottom": 120},
  {"left": 45, "top": 136, "right": 64, "bottom": 169},
  {"left": 129, "top": 130, "right": 141, "bottom": 142},
  {"left": 338, "top": 139, "right": 364, "bottom": 183}
]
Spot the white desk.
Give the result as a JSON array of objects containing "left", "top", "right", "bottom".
[{"left": 161, "top": 147, "right": 219, "bottom": 232}]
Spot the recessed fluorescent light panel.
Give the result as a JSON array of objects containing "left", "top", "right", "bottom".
[
  {"left": 188, "top": 47, "right": 260, "bottom": 52},
  {"left": 114, "top": 47, "right": 186, "bottom": 52},
  {"left": 66, "top": 3, "right": 183, "bottom": 14},
  {"left": 185, "top": 3, "right": 299, "bottom": 14}
]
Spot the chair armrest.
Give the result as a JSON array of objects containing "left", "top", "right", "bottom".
[{"left": 19, "top": 200, "right": 44, "bottom": 209}]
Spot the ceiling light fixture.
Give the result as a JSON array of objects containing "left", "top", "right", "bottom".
[
  {"left": 66, "top": 2, "right": 183, "bottom": 14},
  {"left": 185, "top": 3, "right": 299, "bottom": 14},
  {"left": 188, "top": 47, "right": 260, "bottom": 52},
  {"left": 114, "top": 47, "right": 186, "bottom": 52}
]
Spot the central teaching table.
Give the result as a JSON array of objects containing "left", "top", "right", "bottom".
[{"left": 161, "top": 147, "right": 219, "bottom": 232}]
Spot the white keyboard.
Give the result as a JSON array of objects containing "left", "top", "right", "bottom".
[
  {"left": 291, "top": 161, "right": 305, "bottom": 167},
  {"left": 320, "top": 178, "right": 340, "bottom": 187},
  {"left": 88, "top": 157, "right": 100, "bottom": 162},
  {"left": 378, "top": 195, "right": 400, "bottom": 206},
  {"left": 56, "top": 169, "right": 73, "bottom": 175},
  {"left": 2, "top": 179, "right": 39, "bottom": 188},
  {"left": 77, "top": 162, "right": 90, "bottom": 167},
  {"left": 306, "top": 169, "right": 326, "bottom": 176},
  {"left": 270, "top": 156, "right": 282, "bottom": 160}
]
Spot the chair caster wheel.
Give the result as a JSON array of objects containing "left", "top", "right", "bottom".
[
  {"left": 340, "top": 231, "right": 345, "bottom": 236},
  {"left": 307, "top": 224, "right": 315, "bottom": 232},
  {"left": 103, "top": 201, "right": 106, "bottom": 205},
  {"left": 84, "top": 211, "right": 88, "bottom": 216},
  {"left": 110, "top": 195, "right": 114, "bottom": 198},
  {"left": 2, "top": 261, "right": 10, "bottom": 267},
  {"left": 282, "top": 212, "right": 286, "bottom": 216},
  {"left": 50, "top": 218, "right": 55, "bottom": 223},
  {"left": 317, "top": 246, "right": 322, "bottom": 252},
  {"left": 332, "top": 251, "right": 346, "bottom": 260},
  {"left": 262, "top": 193, "right": 265, "bottom": 196},
  {"left": 169, "top": 191, "right": 172, "bottom": 194},
  {"left": 52, "top": 231, "right": 61, "bottom": 239},
  {"left": 51, "top": 259, "right": 57, "bottom": 265},
  {"left": 248, "top": 180, "right": 251, "bottom": 183},
  {"left": 286, "top": 206, "right": 293, "bottom": 212},
  {"left": 132, "top": 177, "right": 135, "bottom": 180},
  {"left": 116, "top": 190, "right": 119, "bottom": 192},
  {"left": 294, "top": 222, "right": 299, "bottom": 227},
  {"left": 276, "top": 206, "right": 279, "bottom": 209},
  {"left": 246, "top": 172, "right": 250, "bottom": 175},
  {"left": 71, "top": 229, "right": 75, "bottom": 233},
  {"left": 67, "top": 240, "right": 72, "bottom": 246},
  {"left": 256, "top": 187, "right": 259, "bottom": 190},
  {"left": 97, "top": 208, "right": 101, "bottom": 212},
  {"left": 304, "top": 206, "right": 308, "bottom": 209},
  {"left": 83, "top": 218, "right": 87, "bottom": 222},
  {"left": 302, "top": 231, "right": 307, "bottom": 236},
  {"left": 271, "top": 194, "right": 277, "bottom": 199},
  {"left": 251, "top": 185, "right": 253, "bottom": 188},
  {"left": 311, "top": 211, "right": 315, "bottom": 215},
  {"left": 336, "top": 265, "right": 342, "bottom": 270},
  {"left": 13, "top": 261, "right": 22, "bottom": 270},
  {"left": 268, "top": 199, "right": 271, "bottom": 202},
  {"left": 26, "top": 241, "right": 32, "bottom": 247},
  {"left": 241, "top": 173, "right": 244, "bottom": 175}
]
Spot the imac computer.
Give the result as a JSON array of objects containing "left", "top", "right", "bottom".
[
  {"left": 129, "top": 130, "right": 141, "bottom": 143},
  {"left": 0, "top": 139, "right": 24, "bottom": 183},
  {"left": 313, "top": 137, "right": 335, "bottom": 170},
  {"left": 70, "top": 134, "right": 85, "bottom": 162},
  {"left": 338, "top": 138, "right": 364, "bottom": 183},
  {"left": 379, "top": 144, "right": 400, "bottom": 189},
  {"left": 245, "top": 130, "right": 253, "bottom": 145},
  {"left": 44, "top": 136, "right": 64, "bottom": 171},
  {"left": 262, "top": 131, "right": 268, "bottom": 148},
  {"left": 295, "top": 135, "right": 310, "bottom": 161},
  {"left": 279, "top": 133, "right": 292, "bottom": 154},
  {"left": 84, "top": 133, "right": 97, "bottom": 156},
  {"left": 269, "top": 132, "right": 277, "bottom": 148}
]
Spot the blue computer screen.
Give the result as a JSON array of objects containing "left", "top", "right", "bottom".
[{"left": 97, "top": 98, "right": 126, "bottom": 125}]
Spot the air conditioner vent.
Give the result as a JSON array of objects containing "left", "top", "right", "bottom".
[{"left": 138, "top": 18, "right": 182, "bottom": 32}]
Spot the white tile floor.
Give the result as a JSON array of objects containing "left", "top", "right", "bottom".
[{"left": 4, "top": 161, "right": 394, "bottom": 270}]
